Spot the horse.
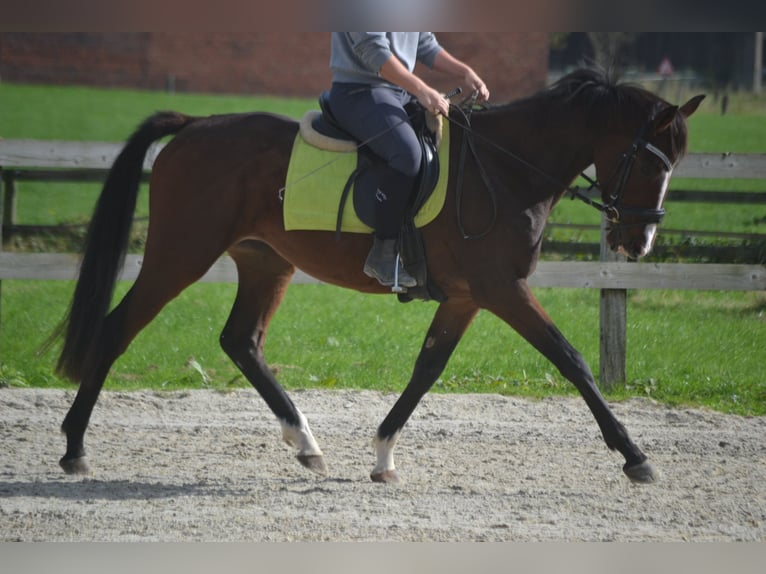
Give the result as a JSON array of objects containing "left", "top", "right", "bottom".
[{"left": 49, "top": 68, "right": 703, "bottom": 484}]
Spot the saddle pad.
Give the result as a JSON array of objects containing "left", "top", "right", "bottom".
[{"left": 283, "top": 123, "right": 450, "bottom": 233}]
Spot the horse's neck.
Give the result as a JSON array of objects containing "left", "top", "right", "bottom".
[{"left": 475, "top": 101, "right": 596, "bottom": 195}]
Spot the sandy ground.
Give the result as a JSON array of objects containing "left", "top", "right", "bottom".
[{"left": 0, "top": 387, "right": 764, "bottom": 541}]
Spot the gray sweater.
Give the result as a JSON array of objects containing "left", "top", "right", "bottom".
[{"left": 330, "top": 32, "right": 442, "bottom": 85}]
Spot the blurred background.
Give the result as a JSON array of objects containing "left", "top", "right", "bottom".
[{"left": 0, "top": 32, "right": 762, "bottom": 102}]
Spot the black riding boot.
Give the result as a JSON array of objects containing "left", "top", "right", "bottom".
[
  {"left": 363, "top": 170, "right": 417, "bottom": 289},
  {"left": 363, "top": 237, "right": 417, "bottom": 288}
]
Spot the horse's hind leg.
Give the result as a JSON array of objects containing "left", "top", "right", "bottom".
[
  {"left": 371, "top": 298, "right": 478, "bottom": 482},
  {"left": 220, "top": 241, "right": 326, "bottom": 476},
  {"left": 60, "top": 286, "right": 179, "bottom": 474},
  {"left": 60, "top": 248, "right": 223, "bottom": 474}
]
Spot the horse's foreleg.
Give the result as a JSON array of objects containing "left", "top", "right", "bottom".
[
  {"left": 480, "top": 279, "right": 656, "bottom": 483},
  {"left": 220, "top": 242, "right": 326, "bottom": 476},
  {"left": 372, "top": 299, "right": 478, "bottom": 483}
]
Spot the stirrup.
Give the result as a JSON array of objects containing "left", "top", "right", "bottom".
[{"left": 391, "top": 253, "right": 407, "bottom": 294}]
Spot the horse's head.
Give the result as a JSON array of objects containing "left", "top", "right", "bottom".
[{"left": 593, "top": 93, "right": 705, "bottom": 259}]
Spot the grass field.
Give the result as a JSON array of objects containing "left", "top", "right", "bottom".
[
  {"left": 1, "top": 82, "right": 764, "bottom": 415},
  {"left": 3, "top": 280, "right": 764, "bottom": 415}
]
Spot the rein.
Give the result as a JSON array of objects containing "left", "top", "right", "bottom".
[
  {"left": 451, "top": 96, "right": 497, "bottom": 239},
  {"left": 445, "top": 99, "right": 673, "bottom": 238}
]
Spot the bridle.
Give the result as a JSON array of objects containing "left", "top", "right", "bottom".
[
  {"left": 568, "top": 128, "right": 673, "bottom": 227},
  {"left": 447, "top": 97, "right": 676, "bottom": 238}
]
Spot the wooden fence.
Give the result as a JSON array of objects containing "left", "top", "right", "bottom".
[{"left": 1, "top": 139, "right": 765, "bottom": 388}]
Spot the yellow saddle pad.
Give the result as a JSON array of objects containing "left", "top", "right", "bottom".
[{"left": 283, "top": 123, "right": 450, "bottom": 233}]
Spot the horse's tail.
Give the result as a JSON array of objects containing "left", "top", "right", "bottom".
[{"left": 49, "top": 111, "right": 198, "bottom": 382}]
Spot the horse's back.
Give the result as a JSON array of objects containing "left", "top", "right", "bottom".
[
  {"left": 154, "top": 111, "right": 299, "bottom": 173},
  {"left": 144, "top": 111, "right": 300, "bottom": 248}
]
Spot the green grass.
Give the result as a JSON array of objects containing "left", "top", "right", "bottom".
[
  {"left": 1, "top": 83, "right": 765, "bottom": 416},
  {"left": 0, "top": 83, "right": 315, "bottom": 141},
  {"left": 3, "top": 281, "right": 765, "bottom": 415},
  {"left": 685, "top": 112, "right": 766, "bottom": 153}
]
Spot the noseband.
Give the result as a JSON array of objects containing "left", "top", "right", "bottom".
[{"left": 569, "top": 130, "right": 673, "bottom": 227}]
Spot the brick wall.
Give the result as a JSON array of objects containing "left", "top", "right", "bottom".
[
  {"left": 0, "top": 33, "right": 150, "bottom": 88},
  {"left": 0, "top": 33, "right": 549, "bottom": 102},
  {"left": 422, "top": 33, "right": 550, "bottom": 101}
]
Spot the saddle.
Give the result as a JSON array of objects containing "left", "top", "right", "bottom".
[{"left": 302, "top": 91, "right": 446, "bottom": 303}]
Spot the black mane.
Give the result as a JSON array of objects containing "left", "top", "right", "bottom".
[
  {"left": 475, "top": 67, "right": 688, "bottom": 156},
  {"left": 548, "top": 68, "right": 665, "bottom": 115},
  {"left": 478, "top": 68, "right": 664, "bottom": 116}
]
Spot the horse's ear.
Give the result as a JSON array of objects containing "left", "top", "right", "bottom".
[
  {"left": 679, "top": 94, "right": 705, "bottom": 118},
  {"left": 652, "top": 105, "right": 679, "bottom": 135},
  {"left": 653, "top": 94, "right": 706, "bottom": 134}
]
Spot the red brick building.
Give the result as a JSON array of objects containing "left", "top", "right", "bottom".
[{"left": 0, "top": 33, "right": 549, "bottom": 102}]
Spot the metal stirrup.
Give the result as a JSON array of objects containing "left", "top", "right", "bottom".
[{"left": 391, "top": 253, "right": 407, "bottom": 294}]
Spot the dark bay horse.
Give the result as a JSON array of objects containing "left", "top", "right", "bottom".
[{"left": 51, "top": 69, "right": 703, "bottom": 483}]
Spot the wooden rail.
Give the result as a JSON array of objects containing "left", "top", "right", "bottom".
[
  {"left": 2, "top": 140, "right": 765, "bottom": 389},
  {"left": 2, "top": 140, "right": 764, "bottom": 176},
  {"left": 1, "top": 252, "right": 763, "bottom": 290}
]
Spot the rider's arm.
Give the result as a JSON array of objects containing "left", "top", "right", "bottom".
[
  {"left": 378, "top": 55, "right": 450, "bottom": 116},
  {"left": 431, "top": 50, "right": 490, "bottom": 102}
]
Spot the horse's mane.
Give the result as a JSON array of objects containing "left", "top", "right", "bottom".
[
  {"left": 476, "top": 67, "right": 688, "bottom": 156},
  {"left": 547, "top": 68, "right": 661, "bottom": 114}
]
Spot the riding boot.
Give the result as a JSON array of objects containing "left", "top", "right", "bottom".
[
  {"left": 362, "top": 169, "right": 417, "bottom": 289},
  {"left": 363, "top": 237, "right": 417, "bottom": 288}
]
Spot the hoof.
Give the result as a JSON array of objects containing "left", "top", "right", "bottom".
[
  {"left": 370, "top": 469, "right": 400, "bottom": 483},
  {"left": 60, "top": 455, "right": 90, "bottom": 475},
  {"left": 623, "top": 460, "right": 658, "bottom": 484},
  {"left": 297, "top": 454, "right": 327, "bottom": 476}
]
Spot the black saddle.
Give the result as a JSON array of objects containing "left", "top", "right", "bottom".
[{"left": 314, "top": 90, "right": 445, "bottom": 303}]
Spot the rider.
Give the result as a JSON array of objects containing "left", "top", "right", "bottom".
[{"left": 327, "top": 32, "right": 490, "bottom": 288}]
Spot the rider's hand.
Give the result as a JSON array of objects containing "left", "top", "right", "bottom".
[
  {"left": 415, "top": 85, "right": 450, "bottom": 116},
  {"left": 464, "top": 69, "right": 490, "bottom": 102}
]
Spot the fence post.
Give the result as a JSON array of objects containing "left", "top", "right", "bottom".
[
  {"left": 599, "top": 215, "right": 627, "bottom": 389},
  {"left": 0, "top": 167, "right": 4, "bottom": 330},
  {"left": 1, "top": 170, "right": 17, "bottom": 236}
]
